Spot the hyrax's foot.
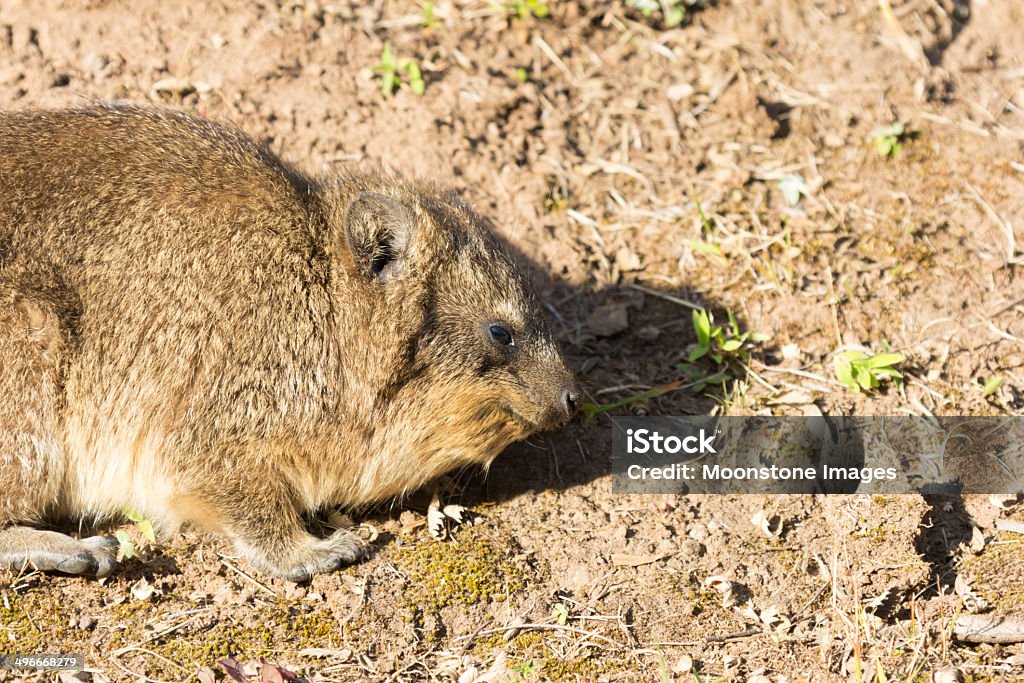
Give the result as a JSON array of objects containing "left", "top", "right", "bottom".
[
  {"left": 277, "top": 529, "right": 367, "bottom": 583},
  {"left": 0, "top": 527, "right": 119, "bottom": 577}
]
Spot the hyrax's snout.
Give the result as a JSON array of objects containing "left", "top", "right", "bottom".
[
  {"left": 533, "top": 364, "right": 581, "bottom": 428},
  {"left": 559, "top": 383, "right": 581, "bottom": 419}
]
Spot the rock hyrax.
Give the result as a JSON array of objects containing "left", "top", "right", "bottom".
[{"left": 0, "top": 104, "right": 578, "bottom": 582}]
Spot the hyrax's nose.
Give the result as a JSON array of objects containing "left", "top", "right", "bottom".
[{"left": 560, "top": 385, "right": 581, "bottom": 417}]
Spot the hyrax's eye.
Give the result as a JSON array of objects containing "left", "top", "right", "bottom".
[{"left": 488, "top": 324, "right": 515, "bottom": 347}]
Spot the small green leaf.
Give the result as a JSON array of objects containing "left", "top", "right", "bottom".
[
  {"left": 692, "top": 309, "right": 711, "bottom": 347},
  {"left": 684, "top": 238, "right": 723, "bottom": 257},
  {"left": 552, "top": 603, "right": 569, "bottom": 625},
  {"left": 693, "top": 372, "right": 727, "bottom": 393},
  {"left": 123, "top": 508, "right": 156, "bottom": 543},
  {"left": 405, "top": 62, "right": 425, "bottom": 95},
  {"left": 777, "top": 174, "right": 808, "bottom": 207},
  {"left": 857, "top": 371, "right": 877, "bottom": 391},
  {"left": 381, "top": 71, "right": 395, "bottom": 96},
  {"left": 688, "top": 345, "right": 708, "bottom": 362},
  {"left": 726, "top": 309, "right": 740, "bottom": 336},
  {"left": 695, "top": 197, "right": 713, "bottom": 236},
  {"left": 529, "top": 0, "right": 549, "bottom": 17},
  {"left": 515, "top": 67, "right": 529, "bottom": 82},
  {"left": 138, "top": 519, "right": 156, "bottom": 543},
  {"left": 835, "top": 360, "right": 857, "bottom": 391},
  {"left": 720, "top": 339, "right": 743, "bottom": 352},
  {"left": 115, "top": 530, "right": 135, "bottom": 559},
  {"left": 863, "top": 353, "right": 904, "bottom": 369},
  {"left": 983, "top": 376, "right": 1004, "bottom": 397}
]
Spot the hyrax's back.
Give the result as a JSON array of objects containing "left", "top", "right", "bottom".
[{"left": 2, "top": 105, "right": 328, "bottom": 442}]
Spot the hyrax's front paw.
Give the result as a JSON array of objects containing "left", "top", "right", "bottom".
[
  {"left": 0, "top": 528, "right": 119, "bottom": 578},
  {"left": 279, "top": 529, "right": 367, "bottom": 583}
]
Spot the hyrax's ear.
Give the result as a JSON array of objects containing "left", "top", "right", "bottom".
[{"left": 343, "top": 192, "right": 417, "bottom": 283}]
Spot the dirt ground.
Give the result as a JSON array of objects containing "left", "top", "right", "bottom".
[{"left": 2, "top": 0, "right": 1024, "bottom": 681}]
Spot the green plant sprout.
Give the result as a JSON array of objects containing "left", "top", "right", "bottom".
[
  {"left": 776, "top": 173, "right": 808, "bottom": 208},
  {"left": 117, "top": 507, "right": 157, "bottom": 559},
  {"left": 580, "top": 379, "right": 692, "bottom": 420},
  {"left": 421, "top": 1, "right": 438, "bottom": 28},
  {"left": 982, "top": 375, "right": 1003, "bottom": 398},
  {"left": 627, "top": 0, "right": 705, "bottom": 27},
  {"left": 551, "top": 602, "right": 569, "bottom": 625},
  {"left": 687, "top": 308, "right": 767, "bottom": 366},
  {"left": 685, "top": 197, "right": 724, "bottom": 258},
  {"left": 834, "top": 350, "right": 904, "bottom": 392},
  {"left": 871, "top": 122, "right": 906, "bottom": 157},
  {"left": 580, "top": 308, "right": 766, "bottom": 419},
  {"left": 372, "top": 44, "right": 425, "bottom": 97},
  {"left": 123, "top": 507, "right": 156, "bottom": 543},
  {"left": 505, "top": 0, "right": 549, "bottom": 19}
]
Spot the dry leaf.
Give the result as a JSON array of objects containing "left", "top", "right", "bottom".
[
  {"left": 297, "top": 648, "right": 352, "bottom": 660},
  {"left": 218, "top": 659, "right": 249, "bottom": 683},
  {"left": 673, "top": 655, "right": 693, "bottom": 674},
  {"left": 130, "top": 577, "right": 158, "bottom": 601},
  {"left": 969, "top": 526, "right": 986, "bottom": 553},
  {"left": 954, "top": 575, "right": 988, "bottom": 613},
  {"left": 443, "top": 504, "right": 467, "bottom": 524},
  {"left": 427, "top": 492, "right": 447, "bottom": 540},
  {"left": 750, "top": 510, "right": 783, "bottom": 538},
  {"left": 704, "top": 575, "right": 732, "bottom": 592},
  {"left": 931, "top": 667, "right": 963, "bottom": 683},
  {"left": 258, "top": 658, "right": 298, "bottom": 683}
]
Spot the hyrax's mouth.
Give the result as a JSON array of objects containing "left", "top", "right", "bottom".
[{"left": 498, "top": 404, "right": 542, "bottom": 432}]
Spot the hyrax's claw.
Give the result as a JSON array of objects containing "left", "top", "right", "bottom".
[{"left": 81, "top": 535, "right": 120, "bottom": 578}]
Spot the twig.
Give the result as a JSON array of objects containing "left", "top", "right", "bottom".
[
  {"left": 455, "top": 622, "right": 628, "bottom": 649},
  {"left": 219, "top": 558, "right": 281, "bottom": 598},
  {"left": 965, "top": 181, "right": 1022, "bottom": 265},
  {"left": 533, "top": 35, "right": 574, "bottom": 82},
  {"left": 626, "top": 282, "right": 701, "bottom": 310},
  {"left": 706, "top": 626, "right": 762, "bottom": 642},
  {"left": 109, "top": 654, "right": 179, "bottom": 683},
  {"left": 112, "top": 615, "right": 201, "bottom": 655}
]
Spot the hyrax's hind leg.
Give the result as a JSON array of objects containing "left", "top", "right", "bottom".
[{"left": 0, "top": 283, "right": 118, "bottom": 577}]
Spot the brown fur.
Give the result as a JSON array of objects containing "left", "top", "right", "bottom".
[{"left": 0, "top": 104, "right": 577, "bottom": 581}]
